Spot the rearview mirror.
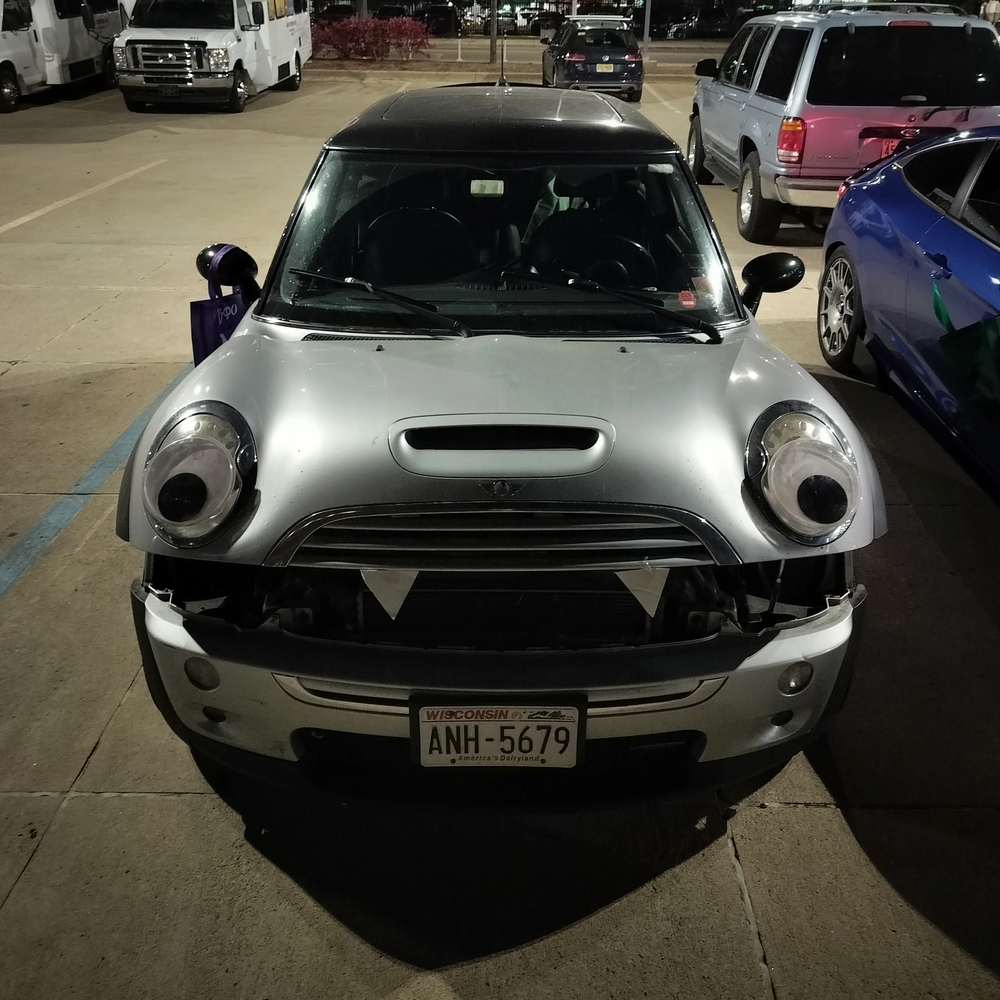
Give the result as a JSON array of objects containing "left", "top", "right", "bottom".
[
  {"left": 197, "top": 244, "right": 260, "bottom": 301},
  {"left": 80, "top": 1, "right": 96, "bottom": 30},
  {"left": 741, "top": 253, "right": 804, "bottom": 314},
  {"left": 252, "top": 1, "right": 265, "bottom": 25},
  {"left": 694, "top": 58, "right": 717, "bottom": 77}
]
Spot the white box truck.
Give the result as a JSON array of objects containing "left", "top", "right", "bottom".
[
  {"left": 113, "top": 0, "right": 311, "bottom": 112},
  {"left": 1, "top": 0, "right": 122, "bottom": 112}
]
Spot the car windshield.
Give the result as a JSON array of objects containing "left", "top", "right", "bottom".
[
  {"left": 130, "top": 0, "right": 235, "bottom": 29},
  {"left": 260, "top": 152, "right": 741, "bottom": 336},
  {"left": 807, "top": 26, "right": 1000, "bottom": 106}
]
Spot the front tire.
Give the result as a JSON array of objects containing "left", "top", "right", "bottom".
[
  {"left": 227, "top": 67, "right": 249, "bottom": 113},
  {"left": 0, "top": 68, "right": 20, "bottom": 113},
  {"left": 102, "top": 47, "right": 118, "bottom": 89},
  {"left": 737, "top": 151, "right": 783, "bottom": 243},
  {"left": 818, "top": 247, "right": 865, "bottom": 374},
  {"left": 686, "top": 116, "right": 713, "bottom": 183}
]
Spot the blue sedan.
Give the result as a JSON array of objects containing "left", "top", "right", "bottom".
[{"left": 818, "top": 127, "right": 1000, "bottom": 498}]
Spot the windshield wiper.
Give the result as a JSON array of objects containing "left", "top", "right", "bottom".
[
  {"left": 288, "top": 269, "right": 470, "bottom": 337},
  {"left": 922, "top": 105, "right": 972, "bottom": 122},
  {"left": 500, "top": 269, "right": 722, "bottom": 344}
]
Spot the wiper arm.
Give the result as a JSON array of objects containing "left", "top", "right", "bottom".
[
  {"left": 288, "top": 269, "right": 470, "bottom": 338},
  {"left": 501, "top": 269, "right": 722, "bottom": 344},
  {"left": 922, "top": 105, "right": 972, "bottom": 122}
]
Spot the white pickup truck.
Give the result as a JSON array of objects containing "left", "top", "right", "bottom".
[{"left": 113, "top": 0, "right": 311, "bottom": 112}]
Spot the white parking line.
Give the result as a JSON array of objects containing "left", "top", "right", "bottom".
[
  {"left": 0, "top": 160, "right": 168, "bottom": 235},
  {"left": 642, "top": 83, "right": 683, "bottom": 114}
]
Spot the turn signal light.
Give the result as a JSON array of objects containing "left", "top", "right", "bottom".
[
  {"left": 777, "top": 117, "right": 807, "bottom": 164},
  {"left": 837, "top": 182, "right": 847, "bottom": 200},
  {"left": 625, "top": 52, "right": 642, "bottom": 62},
  {"left": 564, "top": 52, "right": 585, "bottom": 61}
]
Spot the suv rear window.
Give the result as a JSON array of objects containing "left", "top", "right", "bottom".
[
  {"left": 756, "top": 27, "right": 808, "bottom": 102},
  {"left": 807, "top": 25, "right": 1000, "bottom": 106},
  {"left": 569, "top": 29, "right": 637, "bottom": 50}
]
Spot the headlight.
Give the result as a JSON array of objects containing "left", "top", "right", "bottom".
[
  {"left": 207, "top": 48, "right": 230, "bottom": 73},
  {"left": 142, "top": 403, "right": 255, "bottom": 545},
  {"left": 114, "top": 46, "right": 128, "bottom": 71},
  {"left": 746, "top": 403, "right": 860, "bottom": 545}
]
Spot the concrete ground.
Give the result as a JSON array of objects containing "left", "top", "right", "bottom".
[{"left": 1, "top": 55, "right": 998, "bottom": 1000}]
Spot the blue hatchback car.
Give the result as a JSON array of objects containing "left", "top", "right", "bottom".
[{"left": 818, "top": 127, "right": 1000, "bottom": 498}]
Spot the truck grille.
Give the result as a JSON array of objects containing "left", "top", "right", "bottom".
[
  {"left": 270, "top": 504, "right": 722, "bottom": 572},
  {"left": 131, "top": 40, "right": 206, "bottom": 79}
]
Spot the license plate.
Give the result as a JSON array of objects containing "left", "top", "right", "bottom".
[
  {"left": 595, "top": 63, "right": 615, "bottom": 73},
  {"left": 881, "top": 138, "right": 900, "bottom": 158},
  {"left": 415, "top": 704, "right": 581, "bottom": 768}
]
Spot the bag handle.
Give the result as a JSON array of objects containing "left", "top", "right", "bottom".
[{"left": 207, "top": 244, "right": 237, "bottom": 301}]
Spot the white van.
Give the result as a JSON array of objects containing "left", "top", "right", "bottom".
[
  {"left": 1, "top": 0, "right": 121, "bottom": 111},
  {"left": 114, "top": 0, "right": 312, "bottom": 112}
]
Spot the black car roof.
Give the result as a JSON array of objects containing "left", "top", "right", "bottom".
[{"left": 324, "top": 85, "right": 679, "bottom": 155}]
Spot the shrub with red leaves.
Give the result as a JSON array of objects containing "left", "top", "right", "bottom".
[{"left": 312, "top": 16, "right": 428, "bottom": 61}]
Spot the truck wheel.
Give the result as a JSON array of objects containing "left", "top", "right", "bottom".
[
  {"left": 279, "top": 54, "right": 301, "bottom": 91},
  {"left": 102, "top": 48, "right": 118, "bottom": 88},
  {"left": 686, "top": 116, "right": 713, "bottom": 184},
  {"left": 626, "top": 87, "right": 642, "bottom": 103},
  {"left": 737, "top": 151, "right": 783, "bottom": 243},
  {"left": 0, "top": 68, "right": 20, "bottom": 113},
  {"left": 818, "top": 247, "right": 865, "bottom": 374},
  {"left": 227, "top": 68, "right": 249, "bottom": 113}
]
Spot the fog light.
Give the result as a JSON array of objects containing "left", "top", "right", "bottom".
[
  {"left": 778, "top": 661, "right": 814, "bottom": 695},
  {"left": 184, "top": 656, "right": 220, "bottom": 691}
]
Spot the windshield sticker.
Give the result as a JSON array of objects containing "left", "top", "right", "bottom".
[
  {"left": 471, "top": 179, "right": 505, "bottom": 197},
  {"left": 678, "top": 290, "right": 697, "bottom": 309}
]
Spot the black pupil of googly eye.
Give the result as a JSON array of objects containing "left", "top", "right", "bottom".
[
  {"left": 158, "top": 473, "right": 208, "bottom": 522},
  {"left": 797, "top": 475, "right": 849, "bottom": 524}
]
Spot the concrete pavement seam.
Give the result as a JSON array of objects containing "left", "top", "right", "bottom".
[{"left": 727, "top": 827, "right": 778, "bottom": 1000}]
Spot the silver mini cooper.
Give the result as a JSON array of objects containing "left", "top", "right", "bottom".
[{"left": 118, "top": 85, "right": 885, "bottom": 798}]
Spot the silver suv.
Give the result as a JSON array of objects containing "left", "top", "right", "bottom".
[{"left": 688, "top": 3, "right": 1000, "bottom": 242}]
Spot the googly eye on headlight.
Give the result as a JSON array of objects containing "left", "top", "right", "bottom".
[
  {"left": 142, "top": 403, "right": 255, "bottom": 545},
  {"left": 747, "top": 404, "right": 861, "bottom": 545}
]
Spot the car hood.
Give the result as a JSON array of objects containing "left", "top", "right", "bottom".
[
  {"left": 123, "top": 316, "right": 886, "bottom": 565},
  {"left": 117, "top": 26, "right": 240, "bottom": 47}
]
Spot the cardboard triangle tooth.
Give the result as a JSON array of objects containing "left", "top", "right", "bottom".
[
  {"left": 615, "top": 568, "right": 669, "bottom": 618},
  {"left": 361, "top": 569, "right": 419, "bottom": 620}
]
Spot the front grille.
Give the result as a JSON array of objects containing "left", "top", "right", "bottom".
[
  {"left": 133, "top": 40, "right": 205, "bottom": 79},
  {"left": 275, "top": 505, "right": 718, "bottom": 572}
]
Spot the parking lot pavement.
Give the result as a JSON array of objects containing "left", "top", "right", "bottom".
[{"left": 1, "top": 71, "right": 998, "bottom": 998}]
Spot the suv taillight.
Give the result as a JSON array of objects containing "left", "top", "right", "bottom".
[
  {"left": 625, "top": 52, "right": 642, "bottom": 62},
  {"left": 565, "top": 52, "right": 585, "bottom": 61},
  {"left": 777, "top": 117, "right": 806, "bottom": 164}
]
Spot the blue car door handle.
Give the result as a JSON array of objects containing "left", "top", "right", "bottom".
[{"left": 924, "top": 250, "right": 952, "bottom": 280}]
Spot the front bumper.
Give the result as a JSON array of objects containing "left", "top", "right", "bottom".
[
  {"left": 132, "top": 579, "right": 866, "bottom": 794},
  {"left": 118, "top": 72, "right": 233, "bottom": 103}
]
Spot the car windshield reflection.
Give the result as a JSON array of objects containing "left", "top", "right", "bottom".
[{"left": 261, "top": 153, "right": 740, "bottom": 335}]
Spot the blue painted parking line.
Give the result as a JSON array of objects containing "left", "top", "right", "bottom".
[{"left": 0, "top": 365, "right": 192, "bottom": 602}]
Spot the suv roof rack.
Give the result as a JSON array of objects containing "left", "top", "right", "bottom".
[{"left": 784, "top": 2, "right": 968, "bottom": 13}]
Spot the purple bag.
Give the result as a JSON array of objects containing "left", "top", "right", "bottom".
[{"left": 189, "top": 244, "right": 246, "bottom": 366}]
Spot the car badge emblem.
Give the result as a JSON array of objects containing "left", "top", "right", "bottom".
[
  {"left": 901, "top": 128, "right": 919, "bottom": 138},
  {"left": 602, "top": 54, "right": 610, "bottom": 62},
  {"left": 480, "top": 480, "right": 523, "bottom": 499}
]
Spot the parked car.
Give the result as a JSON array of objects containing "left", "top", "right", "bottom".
[
  {"left": 314, "top": 1, "right": 355, "bottom": 21},
  {"left": 541, "top": 16, "right": 644, "bottom": 101},
  {"left": 480, "top": 6, "right": 519, "bottom": 34},
  {"left": 374, "top": 4, "right": 409, "bottom": 18},
  {"left": 689, "top": 7, "right": 1000, "bottom": 242},
  {"left": 529, "top": 9, "right": 565, "bottom": 35},
  {"left": 118, "top": 85, "right": 884, "bottom": 798},
  {"left": 669, "top": 6, "right": 733, "bottom": 38},
  {"left": 818, "top": 127, "right": 1000, "bottom": 498},
  {"left": 422, "top": 1, "right": 459, "bottom": 34}
]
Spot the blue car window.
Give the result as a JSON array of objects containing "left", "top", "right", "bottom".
[
  {"left": 962, "top": 145, "right": 1000, "bottom": 248},
  {"left": 902, "top": 140, "right": 985, "bottom": 214}
]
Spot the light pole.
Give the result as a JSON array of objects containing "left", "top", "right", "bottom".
[{"left": 490, "top": 0, "right": 497, "bottom": 63}]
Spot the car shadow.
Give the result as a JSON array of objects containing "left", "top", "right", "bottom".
[
  {"left": 199, "top": 760, "right": 738, "bottom": 968},
  {"left": 807, "top": 373, "right": 1000, "bottom": 975}
]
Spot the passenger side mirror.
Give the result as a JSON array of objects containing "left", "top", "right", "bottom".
[
  {"left": 197, "top": 244, "right": 261, "bottom": 301},
  {"left": 740, "top": 253, "right": 804, "bottom": 314},
  {"left": 252, "top": 1, "right": 265, "bottom": 25},
  {"left": 540, "top": 36, "right": 550, "bottom": 44},
  {"left": 80, "top": 1, "right": 96, "bottom": 30},
  {"left": 694, "top": 58, "right": 717, "bottom": 77}
]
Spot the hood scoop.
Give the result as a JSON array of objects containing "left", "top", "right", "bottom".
[{"left": 389, "top": 414, "right": 615, "bottom": 478}]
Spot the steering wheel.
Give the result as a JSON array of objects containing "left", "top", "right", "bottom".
[{"left": 530, "top": 233, "right": 659, "bottom": 289}]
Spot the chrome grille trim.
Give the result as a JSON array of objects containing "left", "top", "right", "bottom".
[
  {"left": 133, "top": 40, "right": 206, "bottom": 79},
  {"left": 266, "top": 503, "right": 737, "bottom": 570}
]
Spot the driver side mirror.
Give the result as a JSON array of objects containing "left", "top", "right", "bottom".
[
  {"left": 694, "top": 58, "right": 717, "bottom": 78},
  {"left": 540, "top": 36, "right": 551, "bottom": 44},
  {"left": 197, "top": 244, "right": 261, "bottom": 302},
  {"left": 741, "top": 253, "right": 804, "bottom": 314},
  {"left": 80, "top": 1, "right": 96, "bottom": 31}
]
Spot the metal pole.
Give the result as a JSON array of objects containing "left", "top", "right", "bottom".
[
  {"left": 642, "top": 0, "right": 651, "bottom": 55},
  {"left": 490, "top": 0, "right": 497, "bottom": 63},
  {"left": 457, "top": 15, "right": 462, "bottom": 60}
]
